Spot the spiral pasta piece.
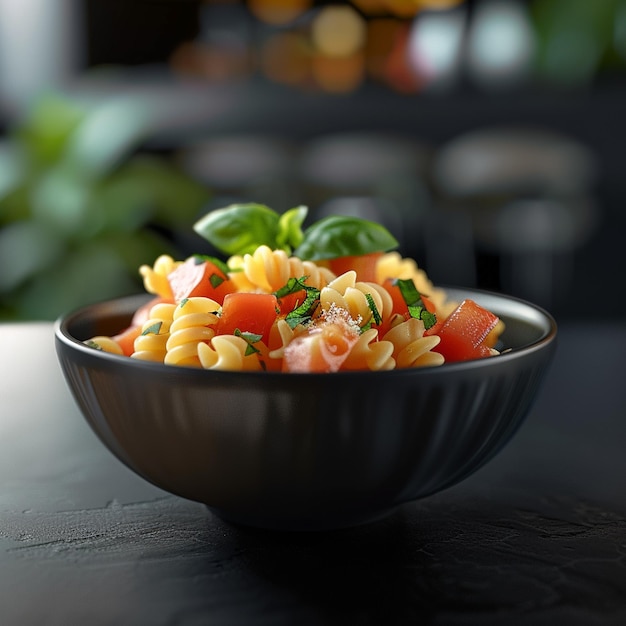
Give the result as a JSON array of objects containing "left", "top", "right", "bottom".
[
  {"left": 227, "top": 245, "right": 336, "bottom": 294},
  {"left": 287, "top": 256, "right": 336, "bottom": 291},
  {"left": 383, "top": 317, "right": 445, "bottom": 368},
  {"left": 226, "top": 254, "right": 257, "bottom": 292},
  {"left": 138, "top": 255, "right": 182, "bottom": 299},
  {"left": 320, "top": 271, "right": 393, "bottom": 330},
  {"left": 164, "top": 297, "right": 220, "bottom": 367},
  {"left": 198, "top": 335, "right": 264, "bottom": 371},
  {"left": 84, "top": 336, "right": 124, "bottom": 355},
  {"left": 132, "top": 301, "right": 177, "bottom": 362},
  {"left": 268, "top": 319, "right": 298, "bottom": 361},
  {"left": 357, "top": 281, "right": 394, "bottom": 327},
  {"left": 341, "top": 328, "right": 395, "bottom": 371}
]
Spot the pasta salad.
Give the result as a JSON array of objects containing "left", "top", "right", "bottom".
[{"left": 85, "top": 204, "right": 504, "bottom": 372}]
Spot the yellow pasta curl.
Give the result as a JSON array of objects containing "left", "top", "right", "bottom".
[
  {"left": 268, "top": 319, "right": 298, "bottom": 361},
  {"left": 226, "top": 254, "right": 257, "bottom": 292},
  {"left": 341, "top": 328, "right": 395, "bottom": 371},
  {"left": 138, "top": 255, "right": 182, "bottom": 299},
  {"left": 164, "top": 297, "right": 220, "bottom": 368},
  {"left": 320, "top": 271, "right": 393, "bottom": 330},
  {"left": 383, "top": 317, "right": 445, "bottom": 368},
  {"left": 287, "top": 256, "right": 336, "bottom": 291},
  {"left": 132, "top": 301, "right": 177, "bottom": 362},
  {"left": 198, "top": 335, "right": 264, "bottom": 371},
  {"left": 227, "top": 245, "right": 336, "bottom": 293},
  {"left": 84, "top": 336, "right": 124, "bottom": 355}
]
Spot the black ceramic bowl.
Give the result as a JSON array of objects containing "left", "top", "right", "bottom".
[{"left": 55, "top": 288, "right": 556, "bottom": 531}]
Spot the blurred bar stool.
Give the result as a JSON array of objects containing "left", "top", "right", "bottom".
[
  {"left": 297, "top": 132, "right": 432, "bottom": 261},
  {"left": 431, "top": 126, "right": 599, "bottom": 310}
]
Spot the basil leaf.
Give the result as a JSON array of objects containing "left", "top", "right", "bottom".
[
  {"left": 285, "top": 286, "right": 320, "bottom": 328},
  {"left": 394, "top": 278, "right": 438, "bottom": 330},
  {"left": 142, "top": 321, "right": 163, "bottom": 335},
  {"left": 274, "top": 276, "right": 308, "bottom": 300},
  {"left": 293, "top": 216, "right": 398, "bottom": 261},
  {"left": 365, "top": 293, "right": 382, "bottom": 326},
  {"left": 209, "top": 273, "right": 225, "bottom": 288},
  {"left": 395, "top": 278, "right": 420, "bottom": 308},
  {"left": 193, "top": 203, "right": 280, "bottom": 256},
  {"left": 276, "top": 205, "right": 307, "bottom": 253},
  {"left": 414, "top": 307, "right": 437, "bottom": 330},
  {"left": 234, "top": 329, "right": 262, "bottom": 355}
]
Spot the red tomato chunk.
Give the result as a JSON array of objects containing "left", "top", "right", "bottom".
[
  {"left": 428, "top": 299, "right": 499, "bottom": 363},
  {"left": 215, "top": 292, "right": 279, "bottom": 345},
  {"left": 168, "top": 257, "right": 236, "bottom": 305},
  {"left": 329, "top": 252, "right": 382, "bottom": 283}
]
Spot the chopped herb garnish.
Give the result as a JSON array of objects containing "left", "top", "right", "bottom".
[
  {"left": 285, "top": 286, "right": 320, "bottom": 329},
  {"left": 142, "top": 321, "right": 163, "bottom": 335},
  {"left": 234, "top": 329, "right": 263, "bottom": 355},
  {"left": 85, "top": 340, "right": 103, "bottom": 351},
  {"left": 274, "top": 276, "right": 310, "bottom": 313},
  {"left": 179, "top": 297, "right": 189, "bottom": 308},
  {"left": 209, "top": 273, "right": 225, "bottom": 288},
  {"left": 409, "top": 305, "right": 437, "bottom": 330},
  {"left": 394, "top": 278, "right": 437, "bottom": 330},
  {"left": 274, "top": 276, "right": 309, "bottom": 300},
  {"left": 365, "top": 293, "right": 382, "bottom": 326}
]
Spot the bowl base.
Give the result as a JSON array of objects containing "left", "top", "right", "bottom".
[{"left": 205, "top": 504, "right": 400, "bottom": 532}]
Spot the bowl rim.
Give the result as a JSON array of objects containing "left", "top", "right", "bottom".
[{"left": 54, "top": 286, "right": 557, "bottom": 380}]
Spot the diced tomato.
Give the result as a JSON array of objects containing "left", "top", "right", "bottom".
[
  {"left": 215, "top": 292, "right": 279, "bottom": 345},
  {"left": 282, "top": 321, "right": 359, "bottom": 373},
  {"left": 428, "top": 299, "right": 499, "bottom": 363},
  {"left": 167, "top": 257, "right": 236, "bottom": 305},
  {"left": 112, "top": 324, "right": 143, "bottom": 357},
  {"left": 329, "top": 252, "right": 383, "bottom": 283}
]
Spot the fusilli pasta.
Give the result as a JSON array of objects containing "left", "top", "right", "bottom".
[
  {"left": 139, "top": 255, "right": 182, "bottom": 299},
  {"left": 164, "top": 297, "right": 220, "bottom": 367},
  {"left": 86, "top": 242, "right": 503, "bottom": 372}
]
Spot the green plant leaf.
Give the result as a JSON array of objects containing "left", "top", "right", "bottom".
[
  {"left": 0, "top": 221, "right": 64, "bottom": 292},
  {"left": 64, "top": 96, "right": 151, "bottom": 178},
  {"left": 293, "top": 215, "right": 399, "bottom": 261},
  {"left": 193, "top": 203, "right": 280, "bottom": 256},
  {"left": 276, "top": 205, "right": 307, "bottom": 253},
  {"left": 14, "top": 94, "right": 86, "bottom": 166}
]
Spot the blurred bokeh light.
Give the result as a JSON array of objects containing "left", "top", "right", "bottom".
[{"left": 0, "top": 0, "right": 625, "bottom": 320}]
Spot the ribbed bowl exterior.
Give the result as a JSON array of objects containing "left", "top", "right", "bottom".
[{"left": 55, "top": 289, "right": 556, "bottom": 530}]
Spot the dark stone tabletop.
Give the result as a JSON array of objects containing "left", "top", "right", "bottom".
[{"left": 1, "top": 321, "right": 625, "bottom": 626}]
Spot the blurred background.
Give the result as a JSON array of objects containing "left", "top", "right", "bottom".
[{"left": 0, "top": 0, "right": 624, "bottom": 321}]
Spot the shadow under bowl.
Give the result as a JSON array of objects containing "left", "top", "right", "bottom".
[{"left": 55, "top": 288, "right": 557, "bottom": 531}]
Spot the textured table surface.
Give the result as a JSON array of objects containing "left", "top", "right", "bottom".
[{"left": 1, "top": 321, "right": 625, "bottom": 626}]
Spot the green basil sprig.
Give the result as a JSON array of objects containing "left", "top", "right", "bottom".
[
  {"left": 193, "top": 203, "right": 399, "bottom": 260},
  {"left": 194, "top": 203, "right": 306, "bottom": 256},
  {"left": 292, "top": 215, "right": 398, "bottom": 261}
]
